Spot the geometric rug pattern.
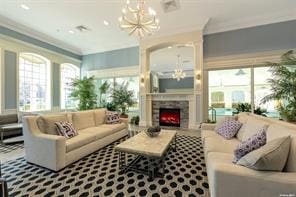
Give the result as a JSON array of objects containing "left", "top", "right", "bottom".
[
  {"left": 0, "top": 142, "right": 24, "bottom": 154},
  {"left": 2, "top": 135, "right": 209, "bottom": 196}
]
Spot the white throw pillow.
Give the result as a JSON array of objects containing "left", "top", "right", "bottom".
[{"left": 237, "top": 136, "right": 291, "bottom": 171}]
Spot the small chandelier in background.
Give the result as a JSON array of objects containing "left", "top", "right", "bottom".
[
  {"left": 118, "top": 0, "right": 160, "bottom": 38},
  {"left": 173, "top": 55, "right": 186, "bottom": 81}
]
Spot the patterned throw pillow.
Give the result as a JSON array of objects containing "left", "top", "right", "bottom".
[
  {"left": 55, "top": 122, "right": 78, "bottom": 139},
  {"left": 233, "top": 129, "right": 267, "bottom": 163},
  {"left": 105, "top": 111, "right": 121, "bottom": 124},
  {"left": 216, "top": 119, "right": 242, "bottom": 139}
]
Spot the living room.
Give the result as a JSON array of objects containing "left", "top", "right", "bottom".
[{"left": 0, "top": 0, "right": 296, "bottom": 196}]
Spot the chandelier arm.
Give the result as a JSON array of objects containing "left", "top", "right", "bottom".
[
  {"left": 122, "top": 17, "right": 138, "bottom": 26},
  {"left": 128, "top": 26, "right": 138, "bottom": 36}
]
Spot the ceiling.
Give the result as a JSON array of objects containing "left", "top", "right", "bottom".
[{"left": 0, "top": 0, "right": 295, "bottom": 55}]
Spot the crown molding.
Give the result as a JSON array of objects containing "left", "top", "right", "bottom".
[
  {"left": 204, "top": 10, "right": 296, "bottom": 35},
  {"left": 0, "top": 15, "right": 82, "bottom": 55}
]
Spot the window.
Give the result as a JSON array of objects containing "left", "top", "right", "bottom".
[
  {"left": 61, "top": 63, "right": 80, "bottom": 109},
  {"left": 19, "top": 53, "right": 50, "bottom": 112},
  {"left": 254, "top": 67, "right": 279, "bottom": 118},
  {"left": 208, "top": 66, "right": 280, "bottom": 119},
  {"left": 95, "top": 76, "right": 139, "bottom": 116},
  {"left": 209, "top": 68, "right": 251, "bottom": 116}
]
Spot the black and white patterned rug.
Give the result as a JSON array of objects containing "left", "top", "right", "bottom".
[
  {"left": 0, "top": 142, "right": 24, "bottom": 154},
  {"left": 2, "top": 135, "right": 209, "bottom": 197}
]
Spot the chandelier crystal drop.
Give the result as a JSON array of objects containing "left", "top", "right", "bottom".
[
  {"left": 118, "top": 0, "right": 160, "bottom": 38},
  {"left": 172, "top": 55, "right": 186, "bottom": 81}
]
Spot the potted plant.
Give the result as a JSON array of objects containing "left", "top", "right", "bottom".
[
  {"left": 70, "top": 76, "right": 97, "bottom": 111},
  {"left": 261, "top": 50, "right": 296, "bottom": 122},
  {"left": 111, "top": 82, "right": 137, "bottom": 118}
]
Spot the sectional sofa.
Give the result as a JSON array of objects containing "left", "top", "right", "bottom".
[
  {"left": 202, "top": 112, "right": 296, "bottom": 197},
  {"left": 23, "top": 109, "right": 127, "bottom": 171}
]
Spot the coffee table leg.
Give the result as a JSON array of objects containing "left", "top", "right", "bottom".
[
  {"left": 148, "top": 158, "right": 155, "bottom": 179},
  {"left": 119, "top": 152, "right": 126, "bottom": 170}
]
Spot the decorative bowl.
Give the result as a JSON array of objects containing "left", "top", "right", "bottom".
[{"left": 145, "top": 126, "right": 161, "bottom": 137}]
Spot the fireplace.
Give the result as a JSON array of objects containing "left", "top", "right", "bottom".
[{"left": 159, "top": 108, "right": 181, "bottom": 127}]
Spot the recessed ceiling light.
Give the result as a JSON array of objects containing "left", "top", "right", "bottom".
[
  {"left": 68, "top": 30, "right": 75, "bottom": 34},
  {"left": 168, "top": 46, "right": 172, "bottom": 49},
  {"left": 103, "top": 20, "right": 110, "bottom": 26},
  {"left": 20, "top": 4, "right": 30, "bottom": 10}
]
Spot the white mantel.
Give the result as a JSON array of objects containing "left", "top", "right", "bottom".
[{"left": 138, "top": 31, "right": 204, "bottom": 130}]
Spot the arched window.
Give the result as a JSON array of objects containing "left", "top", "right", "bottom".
[
  {"left": 211, "top": 91, "right": 224, "bottom": 103},
  {"left": 19, "top": 53, "right": 50, "bottom": 112},
  {"left": 61, "top": 63, "right": 80, "bottom": 109}
]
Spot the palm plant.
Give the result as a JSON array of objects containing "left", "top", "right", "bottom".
[
  {"left": 261, "top": 50, "right": 296, "bottom": 121},
  {"left": 70, "top": 76, "right": 97, "bottom": 110},
  {"left": 98, "top": 81, "right": 110, "bottom": 107},
  {"left": 111, "top": 82, "right": 137, "bottom": 117}
]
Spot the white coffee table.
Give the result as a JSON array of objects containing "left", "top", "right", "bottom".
[{"left": 115, "top": 130, "right": 177, "bottom": 179}]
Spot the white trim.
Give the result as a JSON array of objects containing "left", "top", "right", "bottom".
[
  {"left": 87, "top": 65, "right": 139, "bottom": 79},
  {"left": 3, "top": 109, "right": 17, "bottom": 115},
  {"left": 0, "top": 48, "right": 3, "bottom": 114},
  {"left": 204, "top": 49, "right": 294, "bottom": 70}
]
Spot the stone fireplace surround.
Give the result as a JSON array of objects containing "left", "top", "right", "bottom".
[{"left": 152, "top": 101, "right": 189, "bottom": 129}]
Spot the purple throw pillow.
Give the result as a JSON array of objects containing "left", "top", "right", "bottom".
[
  {"left": 216, "top": 119, "right": 242, "bottom": 140},
  {"left": 55, "top": 122, "right": 78, "bottom": 139},
  {"left": 233, "top": 129, "right": 267, "bottom": 163},
  {"left": 105, "top": 111, "right": 121, "bottom": 124}
]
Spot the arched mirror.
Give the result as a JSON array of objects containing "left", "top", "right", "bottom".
[{"left": 149, "top": 44, "right": 194, "bottom": 93}]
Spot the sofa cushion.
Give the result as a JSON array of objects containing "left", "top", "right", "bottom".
[
  {"left": 100, "top": 123, "right": 126, "bottom": 133},
  {"left": 78, "top": 126, "right": 115, "bottom": 140},
  {"left": 203, "top": 134, "right": 240, "bottom": 155},
  {"left": 237, "top": 136, "right": 291, "bottom": 171},
  {"left": 241, "top": 116, "right": 269, "bottom": 141},
  {"left": 37, "top": 114, "right": 68, "bottom": 135},
  {"left": 233, "top": 129, "right": 266, "bottom": 163},
  {"left": 94, "top": 109, "right": 106, "bottom": 126},
  {"left": 66, "top": 132, "right": 97, "bottom": 152},
  {"left": 214, "top": 116, "right": 237, "bottom": 131},
  {"left": 72, "top": 111, "right": 96, "bottom": 130},
  {"left": 236, "top": 113, "right": 250, "bottom": 141}
]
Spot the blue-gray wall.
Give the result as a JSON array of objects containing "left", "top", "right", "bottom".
[
  {"left": 4, "top": 50, "right": 17, "bottom": 110},
  {"left": 82, "top": 46, "right": 139, "bottom": 74},
  {"left": 204, "top": 20, "right": 296, "bottom": 58},
  {"left": 159, "top": 77, "right": 194, "bottom": 93},
  {"left": 0, "top": 25, "right": 82, "bottom": 60},
  {"left": 81, "top": 20, "right": 296, "bottom": 73}
]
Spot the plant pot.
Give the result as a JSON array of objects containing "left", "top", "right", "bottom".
[{"left": 120, "top": 114, "right": 128, "bottom": 118}]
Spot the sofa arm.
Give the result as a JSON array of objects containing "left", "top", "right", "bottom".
[
  {"left": 209, "top": 161, "right": 296, "bottom": 197},
  {"left": 23, "top": 117, "right": 66, "bottom": 171},
  {"left": 201, "top": 123, "right": 216, "bottom": 130}
]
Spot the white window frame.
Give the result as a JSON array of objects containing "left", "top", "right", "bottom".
[
  {"left": 60, "top": 63, "right": 80, "bottom": 110},
  {"left": 18, "top": 53, "right": 51, "bottom": 112}
]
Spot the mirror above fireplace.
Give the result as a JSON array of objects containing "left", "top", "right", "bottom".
[{"left": 149, "top": 44, "right": 194, "bottom": 94}]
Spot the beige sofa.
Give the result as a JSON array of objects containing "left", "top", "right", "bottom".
[
  {"left": 23, "top": 109, "right": 127, "bottom": 171},
  {"left": 201, "top": 112, "right": 296, "bottom": 197}
]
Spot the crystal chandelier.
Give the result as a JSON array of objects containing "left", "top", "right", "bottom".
[
  {"left": 172, "top": 55, "right": 186, "bottom": 81},
  {"left": 118, "top": 0, "right": 160, "bottom": 38}
]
